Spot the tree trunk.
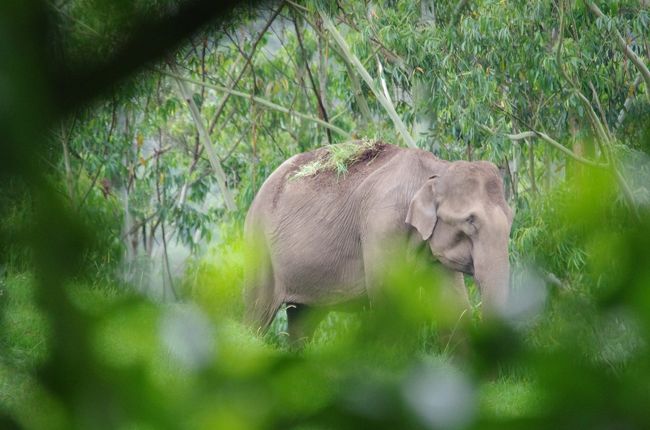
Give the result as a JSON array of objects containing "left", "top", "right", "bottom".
[{"left": 117, "top": 108, "right": 136, "bottom": 285}]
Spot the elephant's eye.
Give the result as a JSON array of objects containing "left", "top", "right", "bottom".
[{"left": 466, "top": 214, "right": 476, "bottom": 225}]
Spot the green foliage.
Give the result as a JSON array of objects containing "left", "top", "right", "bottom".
[
  {"left": 2, "top": 172, "right": 650, "bottom": 428},
  {"left": 512, "top": 166, "right": 638, "bottom": 298},
  {"left": 292, "top": 138, "right": 382, "bottom": 178},
  {"left": 181, "top": 220, "right": 245, "bottom": 318},
  {"left": 0, "top": 274, "right": 48, "bottom": 372},
  {"left": 0, "top": 181, "right": 32, "bottom": 272}
]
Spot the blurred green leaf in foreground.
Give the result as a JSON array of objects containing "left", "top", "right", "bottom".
[{"left": 1, "top": 0, "right": 650, "bottom": 429}]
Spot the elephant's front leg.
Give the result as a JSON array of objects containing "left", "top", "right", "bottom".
[{"left": 361, "top": 232, "right": 411, "bottom": 306}]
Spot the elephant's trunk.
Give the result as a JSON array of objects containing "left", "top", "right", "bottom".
[{"left": 473, "top": 230, "right": 510, "bottom": 316}]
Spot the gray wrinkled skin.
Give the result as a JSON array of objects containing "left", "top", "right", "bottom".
[{"left": 244, "top": 143, "right": 513, "bottom": 338}]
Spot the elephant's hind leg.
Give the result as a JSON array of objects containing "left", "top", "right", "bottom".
[{"left": 244, "top": 243, "right": 282, "bottom": 335}]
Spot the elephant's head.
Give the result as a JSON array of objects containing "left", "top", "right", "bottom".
[{"left": 406, "top": 161, "right": 513, "bottom": 314}]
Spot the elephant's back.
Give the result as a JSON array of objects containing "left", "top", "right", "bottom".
[
  {"left": 246, "top": 142, "right": 435, "bottom": 235},
  {"left": 252, "top": 143, "right": 393, "bottom": 206},
  {"left": 276, "top": 142, "right": 403, "bottom": 198},
  {"left": 244, "top": 150, "right": 321, "bottom": 237}
]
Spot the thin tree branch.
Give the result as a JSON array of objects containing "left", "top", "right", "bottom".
[
  {"left": 50, "top": 1, "right": 102, "bottom": 37},
  {"left": 77, "top": 160, "right": 107, "bottom": 210},
  {"left": 162, "top": 69, "right": 352, "bottom": 138},
  {"left": 558, "top": 0, "right": 639, "bottom": 219},
  {"left": 221, "top": 129, "right": 248, "bottom": 163},
  {"left": 285, "top": 0, "right": 308, "bottom": 12},
  {"left": 588, "top": 81, "right": 613, "bottom": 141},
  {"left": 503, "top": 154, "right": 517, "bottom": 202},
  {"left": 616, "top": 75, "right": 643, "bottom": 129},
  {"left": 207, "top": 2, "right": 285, "bottom": 135},
  {"left": 316, "top": 18, "right": 331, "bottom": 141},
  {"left": 288, "top": 4, "right": 372, "bottom": 126},
  {"left": 585, "top": 1, "right": 650, "bottom": 101},
  {"left": 343, "top": 59, "right": 373, "bottom": 127},
  {"left": 319, "top": 10, "right": 417, "bottom": 148},
  {"left": 375, "top": 55, "right": 394, "bottom": 110},
  {"left": 331, "top": 6, "right": 409, "bottom": 71},
  {"left": 172, "top": 66, "right": 237, "bottom": 212},
  {"left": 556, "top": 1, "right": 611, "bottom": 148},
  {"left": 480, "top": 125, "right": 608, "bottom": 168},
  {"left": 293, "top": 13, "right": 332, "bottom": 144},
  {"left": 60, "top": 120, "right": 76, "bottom": 201}
]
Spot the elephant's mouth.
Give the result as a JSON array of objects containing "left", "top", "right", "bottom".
[{"left": 435, "top": 254, "right": 473, "bottom": 276}]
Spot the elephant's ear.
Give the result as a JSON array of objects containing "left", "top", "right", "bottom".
[{"left": 405, "top": 176, "right": 438, "bottom": 241}]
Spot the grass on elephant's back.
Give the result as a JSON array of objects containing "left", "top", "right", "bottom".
[{"left": 291, "top": 138, "right": 384, "bottom": 179}]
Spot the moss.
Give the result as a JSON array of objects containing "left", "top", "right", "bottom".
[{"left": 291, "top": 138, "right": 382, "bottom": 179}]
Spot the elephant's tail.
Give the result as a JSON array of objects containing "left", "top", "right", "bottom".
[{"left": 243, "top": 230, "right": 281, "bottom": 334}]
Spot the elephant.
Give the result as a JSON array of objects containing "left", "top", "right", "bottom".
[{"left": 243, "top": 141, "right": 513, "bottom": 340}]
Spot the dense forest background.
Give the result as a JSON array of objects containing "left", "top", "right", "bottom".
[{"left": 1, "top": 0, "right": 650, "bottom": 428}]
